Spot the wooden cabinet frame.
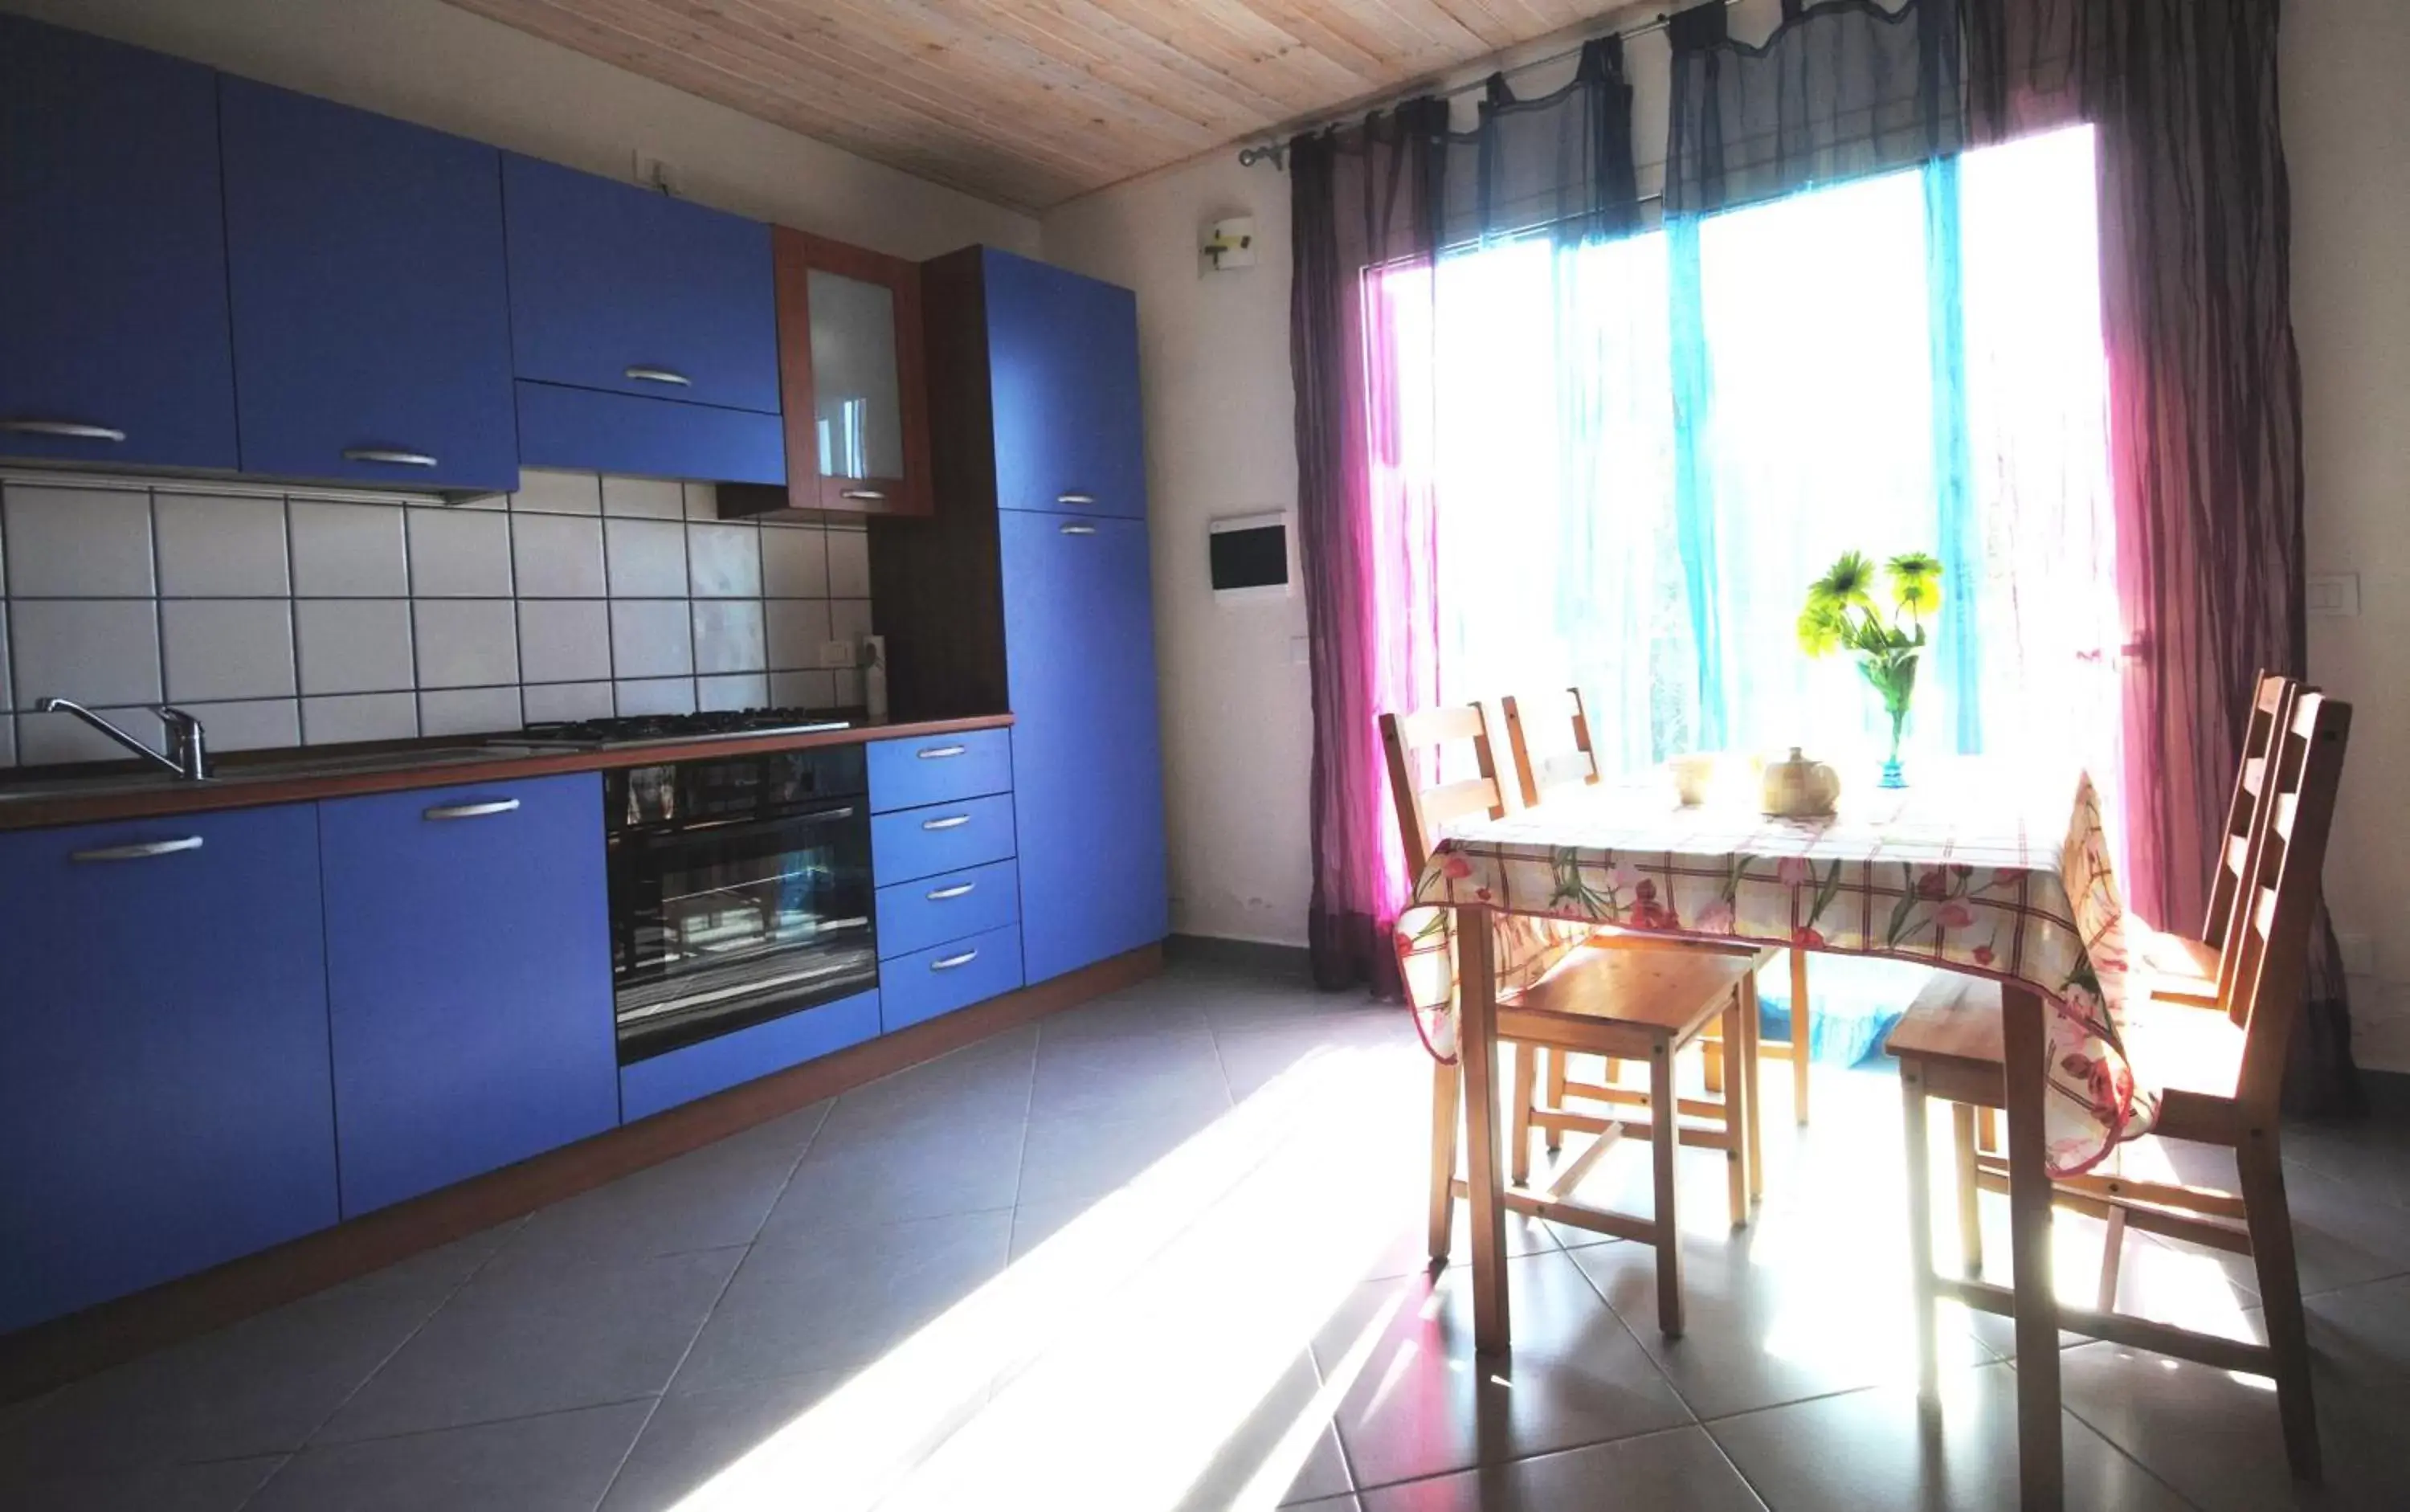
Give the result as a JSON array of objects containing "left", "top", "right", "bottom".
[{"left": 723, "top": 226, "right": 932, "bottom": 519}]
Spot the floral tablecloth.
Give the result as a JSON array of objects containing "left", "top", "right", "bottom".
[{"left": 1397, "top": 762, "right": 2150, "bottom": 1176}]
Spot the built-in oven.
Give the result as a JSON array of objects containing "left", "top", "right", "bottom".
[{"left": 605, "top": 746, "right": 877, "bottom": 1063}]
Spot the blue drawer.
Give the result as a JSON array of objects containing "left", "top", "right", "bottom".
[
  {"left": 868, "top": 727, "right": 1013, "bottom": 813},
  {"left": 871, "top": 792, "right": 1015, "bottom": 885},
  {"left": 515, "top": 380, "right": 786, "bottom": 485},
  {"left": 880, "top": 924, "right": 1023, "bottom": 1033},
  {"left": 876, "top": 858, "right": 1019, "bottom": 961},
  {"left": 619, "top": 990, "right": 879, "bottom": 1122}
]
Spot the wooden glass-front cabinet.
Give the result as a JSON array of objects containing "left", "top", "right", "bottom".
[{"left": 725, "top": 227, "right": 930, "bottom": 519}]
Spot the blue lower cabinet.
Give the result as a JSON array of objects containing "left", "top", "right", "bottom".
[
  {"left": 876, "top": 858, "right": 1020, "bottom": 960},
  {"left": 870, "top": 793, "right": 1016, "bottom": 884},
  {"left": 0, "top": 805, "right": 339, "bottom": 1333},
  {"left": 515, "top": 381, "right": 786, "bottom": 486},
  {"left": 319, "top": 774, "right": 619, "bottom": 1216},
  {"left": 880, "top": 925, "right": 1024, "bottom": 1033},
  {"left": 621, "top": 991, "right": 879, "bottom": 1122},
  {"left": 866, "top": 727, "right": 1013, "bottom": 813}
]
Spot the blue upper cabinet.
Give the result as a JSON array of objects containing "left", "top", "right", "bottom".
[
  {"left": 0, "top": 806, "right": 339, "bottom": 1334},
  {"left": 1001, "top": 511, "right": 1169, "bottom": 982},
  {"left": 219, "top": 78, "right": 518, "bottom": 495},
  {"left": 319, "top": 774, "right": 619, "bottom": 1216},
  {"left": 502, "top": 154, "right": 782, "bottom": 415},
  {"left": 0, "top": 15, "right": 238, "bottom": 472},
  {"left": 984, "top": 250, "right": 1146, "bottom": 519}
]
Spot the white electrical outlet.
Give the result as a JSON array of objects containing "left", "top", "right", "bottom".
[
  {"left": 2306, "top": 572, "right": 2360, "bottom": 617},
  {"left": 819, "top": 639, "right": 856, "bottom": 670}
]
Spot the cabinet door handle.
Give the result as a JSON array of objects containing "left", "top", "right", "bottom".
[
  {"left": 4, "top": 419, "right": 127, "bottom": 443},
  {"left": 343, "top": 447, "right": 438, "bottom": 468},
  {"left": 921, "top": 814, "right": 971, "bottom": 831},
  {"left": 71, "top": 836, "right": 204, "bottom": 863},
  {"left": 916, "top": 744, "right": 967, "bottom": 760},
  {"left": 1060, "top": 523, "right": 1097, "bottom": 536},
  {"left": 925, "top": 881, "right": 977, "bottom": 901},
  {"left": 930, "top": 949, "right": 979, "bottom": 971},
  {"left": 424, "top": 798, "right": 521, "bottom": 821},
  {"left": 625, "top": 366, "right": 692, "bottom": 386},
  {"left": 839, "top": 488, "right": 886, "bottom": 501},
  {"left": 1056, "top": 492, "right": 1095, "bottom": 506}
]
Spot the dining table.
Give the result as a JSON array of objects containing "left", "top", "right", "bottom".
[{"left": 1396, "top": 758, "right": 2144, "bottom": 1512}]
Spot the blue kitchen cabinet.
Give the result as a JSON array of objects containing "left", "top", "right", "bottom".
[
  {"left": 219, "top": 77, "right": 517, "bottom": 494},
  {"left": 0, "top": 806, "right": 339, "bottom": 1333},
  {"left": 0, "top": 14, "right": 239, "bottom": 472},
  {"left": 870, "top": 793, "right": 1018, "bottom": 885},
  {"left": 984, "top": 250, "right": 1146, "bottom": 518},
  {"left": 867, "top": 727, "right": 1014, "bottom": 814},
  {"left": 880, "top": 924, "right": 1025, "bottom": 1034},
  {"left": 1001, "top": 510, "right": 1169, "bottom": 981},
  {"left": 620, "top": 989, "right": 881, "bottom": 1123},
  {"left": 319, "top": 774, "right": 619, "bottom": 1216},
  {"left": 502, "top": 153, "right": 782, "bottom": 417},
  {"left": 516, "top": 381, "right": 785, "bottom": 485}
]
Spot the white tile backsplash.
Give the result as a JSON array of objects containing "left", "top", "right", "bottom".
[
  {"left": 604, "top": 517, "right": 687, "bottom": 597},
  {"left": 303, "top": 692, "right": 417, "bottom": 746},
  {"left": 291, "top": 501, "right": 407, "bottom": 596},
  {"left": 1, "top": 472, "right": 869, "bottom": 766},
  {"left": 419, "top": 686, "right": 522, "bottom": 738},
  {"left": 829, "top": 597, "right": 873, "bottom": 650},
  {"left": 413, "top": 600, "right": 519, "bottom": 689},
  {"left": 687, "top": 523, "right": 762, "bottom": 598},
  {"left": 407, "top": 508, "right": 514, "bottom": 598},
  {"left": 160, "top": 599, "right": 296, "bottom": 702},
  {"left": 828, "top": 527, "right": 871, "bottom": 599},
  {"left": 154, "top": 493, "right": 290, "bottom": 596},
  {"left": 296, "top": 598, "right": 413, "bottom": 695},
  {"left": 517, "top": 599, "right": 611, "bottom": 684},
  {"left": 602, "top": 476, "right": 684, "bottom": 519},
  {"left": 3, "top": 484, "right": 155, "bottom": 596},
  {"left": 10, "top": 599, "right": 160, "bottom": 709},
  {"left": 609, "top": 599, "right": 693, "bottom": 679},
  {"left": 18, "top": 702, "right": 155, "bottom": 764}
]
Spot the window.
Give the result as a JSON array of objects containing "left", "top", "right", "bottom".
[{"left": 1383, "top": 126, "right": 2120, "bottom": 798}]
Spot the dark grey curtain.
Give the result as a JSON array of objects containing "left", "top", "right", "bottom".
[
  {"left": 1665, "top": 0, "right": 1965, "bottom": 215},
  {"left": 1289, "top": 39, "right": 1644, "bottom": 995}
]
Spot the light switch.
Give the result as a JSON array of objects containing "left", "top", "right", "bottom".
[
  {"left": 2307, "top": 572, "right": 2360, "bottom": 617},
  {"left": 819, "top": 638, "right": 857, "bottom": 669}
]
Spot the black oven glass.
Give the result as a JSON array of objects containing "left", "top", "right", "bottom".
[{"left": 606, "top": 746, "right": 877, "bottom": 1063}]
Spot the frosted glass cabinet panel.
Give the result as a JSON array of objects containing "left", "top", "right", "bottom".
[{"left": 809, "top": 268, "right": 905, "bottom": 484}]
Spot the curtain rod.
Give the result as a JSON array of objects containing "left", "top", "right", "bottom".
[{"left": 1235, "top": 0, "right": 1740, "bottom": 170}]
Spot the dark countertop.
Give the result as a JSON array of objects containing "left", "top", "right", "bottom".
[{"left": 0, "top": 713, "right": 1014, "bottom": 832}]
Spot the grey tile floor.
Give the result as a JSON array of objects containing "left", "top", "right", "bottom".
[{"left": 2, "top": 954, "right": 2407, "bottom": 1510}]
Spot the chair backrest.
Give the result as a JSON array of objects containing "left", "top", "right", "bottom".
[
  {"left": 1501, "top": 687, "right": 1600, "bottom": 808},
  {"left": 2204, "top": 672, "right": 2299, "bottom": 990},
  {"left": 2227, "top": 689, "right": 2351, "bottom": 1112},
  {"left": 1379, "top": 701, "right": 1517, "bottom": 875}
]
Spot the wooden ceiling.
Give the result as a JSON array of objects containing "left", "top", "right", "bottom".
[{"left": 440, "top": 1, "right": 1619, "bottom": 210}]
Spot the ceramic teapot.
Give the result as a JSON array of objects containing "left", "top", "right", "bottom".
[{"left": 1762, "top": 747, "right": 1841, "bottom": 818}]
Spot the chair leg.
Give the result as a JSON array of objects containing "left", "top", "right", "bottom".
[
  {"left": 1509, "top": 1042, "right": 1538, "bottom": 1186},
  {"left": 1978, "top": 1105, "right": 1999, "bottom": 1154},
  {"left": 1543, "top": 1049, "right": 1568, "bottom": 1154},
  {"left": 1790, "top": 947, "right": 1812, "bottom": 1126},
  {"left": 1951, "top": 1102, "right": 1984, "bottom": 1276},
  {"left": 1703, "top": 1035, "right": 1726, "bottom": 1096},
  {"left": 2237, "top": 1126, "right": 2322, "bottom": 1481},
  {"left": 1722, "top": 995, "right": 1750, "bottom": 1229},
  {"left": 2095, "top": 1204, "right": 2127, "bottom": 1313},
  {"left": 1741, "top": 971, "right": 1765, "bottom": 1203},
  {"left": 1900, "top": 1060, "right": 1941, "bottom": 1399},
  {"left": 1649, "top": 1038, "right": 1685, "bottom": 1338},
  {"left": 1428, "top": 1058, "right": 1461, "bottom": 1265}
]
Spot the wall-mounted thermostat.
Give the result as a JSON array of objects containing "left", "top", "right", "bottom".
[{"left": 1208, "top": 510, "right": 1291, "bottom": 601}]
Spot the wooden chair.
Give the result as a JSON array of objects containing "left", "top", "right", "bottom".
[
  {"left": 1502, "top": 688, "right": 1787, "bottom": 1183},
  {"left": 2142, "top": 671, "right": 2300, "bottom": 1006},
  {"left": 1886, "top": 689, "right": 2351, "bottom": 1481},
  {"left": 1383, "top": 701, "right": 1760, "bottom": 1337}
]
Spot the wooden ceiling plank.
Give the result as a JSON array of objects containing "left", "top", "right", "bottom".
[
  {"left": 991, "top": 3, "right": 1305, "bottom": 128},
  {"left": 1069, "top": 0, "right": 1375, "bottom": 106}
]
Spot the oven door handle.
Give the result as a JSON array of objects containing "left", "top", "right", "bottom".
[{"left": 623, "top": 804, "right": 859, "bottom": 838}]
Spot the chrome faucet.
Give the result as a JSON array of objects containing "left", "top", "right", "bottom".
[{"left": 35, "top": 698, "right": 213, "bottom": 780}]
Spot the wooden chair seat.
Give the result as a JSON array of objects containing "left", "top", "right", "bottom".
[
  {"left": 1510, "top": 940, "right": 1756, "bottom": 1043},
  {"left": 2138, "top": 927, "right": 2221, "bottom": 1006},
  {"left": 1889, "top": 977, "right": 2246, "bottom": 1106}
]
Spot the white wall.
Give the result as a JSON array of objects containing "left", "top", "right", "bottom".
[
  {"left": 0, "top": 0, "right": 1035, "bottom": 260},
  {"left": 1041, "top": 159, "right": 1311, "bottom": 946},
  {"left": 2285, "top": 0, "right": 2410, "bottom": 1072}
]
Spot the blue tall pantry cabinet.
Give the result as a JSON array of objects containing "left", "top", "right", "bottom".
[
  {"left": 0, "top": 14, "right": 239, "bottom": 472},
  {"left": 877, "top": 248, "right": 1170, "bottom": 985}
]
